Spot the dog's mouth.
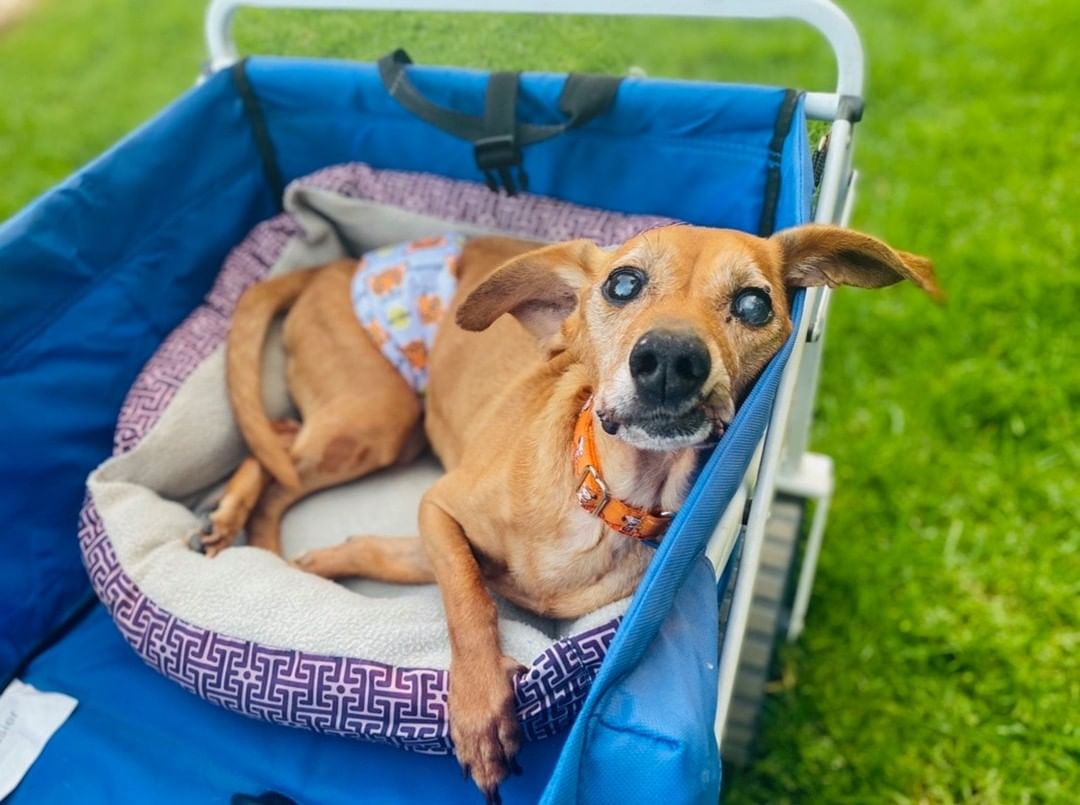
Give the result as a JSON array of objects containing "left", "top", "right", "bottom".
[{"left": 596, "top": 400, "right": 729, "bottom": 452}]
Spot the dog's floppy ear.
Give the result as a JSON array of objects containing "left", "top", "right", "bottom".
[
  {"left": 456, "top": 239, "right": 603, "bottom": 341},
  {"left": 774, "top": 224, "right": 943, "bottom": 300}
]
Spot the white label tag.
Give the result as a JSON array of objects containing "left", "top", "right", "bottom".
[{"left": 0, "top": 680, "right": 78, "bottom": 800}]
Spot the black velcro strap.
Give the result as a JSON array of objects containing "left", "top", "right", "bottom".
[
  {"left": 757, "top": 89, "right": 801, "bottom": 237},
  {"left": 232, "top": 59, "right": 286, "bottom": 213}
]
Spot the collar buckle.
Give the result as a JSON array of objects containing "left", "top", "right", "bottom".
[{"left": 576, "top": 464, "right": 610, "bottom": 516}]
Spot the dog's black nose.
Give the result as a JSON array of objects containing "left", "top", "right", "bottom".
[{"left": 629, "top": 330, "right": 711, "bottom": 407}]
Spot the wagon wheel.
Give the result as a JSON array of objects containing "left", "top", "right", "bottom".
[{"left": 721, "top": 493, "right": 806, "bottom": 766}]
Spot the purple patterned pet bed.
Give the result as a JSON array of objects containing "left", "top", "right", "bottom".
[{"left": 81, "top": 163, "right": 673, "bottom": 754}]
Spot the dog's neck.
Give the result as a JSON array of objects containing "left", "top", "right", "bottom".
[
  {"left": 548, "top": 358, "right": 699, "bottom": 512},
  {"left": 540, "top": 356, "right": 700, "bottom": 520},
  {"left": 588, "top": 416, "right": 700, "bottom": 515}
]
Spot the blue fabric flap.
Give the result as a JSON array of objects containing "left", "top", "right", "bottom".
[{"left": 576, "top": 557, "right": 722, "bottom": 805}]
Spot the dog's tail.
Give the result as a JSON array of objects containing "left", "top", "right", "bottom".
[{"left": 227, "top": 268, "right": 321, "bottom": 489}]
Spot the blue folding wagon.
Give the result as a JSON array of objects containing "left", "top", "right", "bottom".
[{"left": 0, "top": 1, "right": 866, "bottom": 801}]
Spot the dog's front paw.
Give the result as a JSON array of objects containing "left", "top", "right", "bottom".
[{"left": 449, "top": 655, "right": 524, "bottom": 804}]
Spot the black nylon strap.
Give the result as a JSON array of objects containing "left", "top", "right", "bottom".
[
  {"left": 484, "top": 72, "right": 520, "bottom": 140},
  {"left": 377, "top": 49, "right": 621, "bottom": 194},
  {"left": 377, "top": 49, "right": 622, "bottom": 165},
  {"left": 557, "top": 72, "right": 622, "bottom": 131},
  {"left": 231, "top": 59, "right": 286, "bottom": 212},
  {"left": 757, "top": 89, "right": 802, "bottom": 237},
  {"left": 476, "top": 71, "right": 525, "bottom": 193},
  {"left": 377, "top": 49, "right": 489, "bottom": 141}
]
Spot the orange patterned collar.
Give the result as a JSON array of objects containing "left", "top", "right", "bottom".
[{"left": 572, "top": 397, "right": 675, "bottom": 541}]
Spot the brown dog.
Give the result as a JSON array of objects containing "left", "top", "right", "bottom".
[{"left": 203, "top": 225, "right": 939, "bottom": 800}]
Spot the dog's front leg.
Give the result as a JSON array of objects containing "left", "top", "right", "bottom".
[{"left": 419, "top": 495, "right": 522, "bottom": 803}]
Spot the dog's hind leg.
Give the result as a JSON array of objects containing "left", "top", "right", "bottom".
[
  {"left": 291, "top": 536, "right": 434, "bottom": 583},
  {"left": 241, "top": 261, "right": 426, "bottom": 556},
  {"left": 245, "top": 400, "right": 425, "bottom": 556},
  {"left": 202, "top": 419, "right": 300, "bottom": 557},
  {"left": 244, "top": 477, "right": 328, "bottom": 557}
]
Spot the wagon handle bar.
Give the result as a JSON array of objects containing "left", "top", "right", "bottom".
[{"left": 204, "top": 0, "right": 864, "bottom": 122}]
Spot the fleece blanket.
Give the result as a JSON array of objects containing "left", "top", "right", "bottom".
[{"left": 80, "top": 163, "right": 673, "bottom": 752}]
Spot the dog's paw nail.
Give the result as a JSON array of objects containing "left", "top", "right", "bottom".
[
  {"left": 510, "top": 758, "right": 523, "bottom": 776},
  {"left": 484, "top": 789, "right": 502, "bottom": 805},
  {"left": 461, "top": 763, "right": 471, "bottom": 780}
]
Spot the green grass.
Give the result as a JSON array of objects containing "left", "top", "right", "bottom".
[{"left": 2, "top": 0, "right": 1077, "bottom": 801}]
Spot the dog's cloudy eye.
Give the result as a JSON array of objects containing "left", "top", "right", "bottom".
[
  {"left": 602, "top": 267, "right": 647, "bottom": 303},
  {"left": 732, "top": 288, "right": 773, "bottom": 327}
]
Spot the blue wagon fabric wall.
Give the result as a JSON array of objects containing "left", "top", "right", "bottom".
[{"left": 0, "top": 57, "right": 811, "bottom": 802}]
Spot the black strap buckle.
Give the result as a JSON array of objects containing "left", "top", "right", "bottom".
[{"left": 473, "top": 134, "right": 528, "bottom": 195}]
